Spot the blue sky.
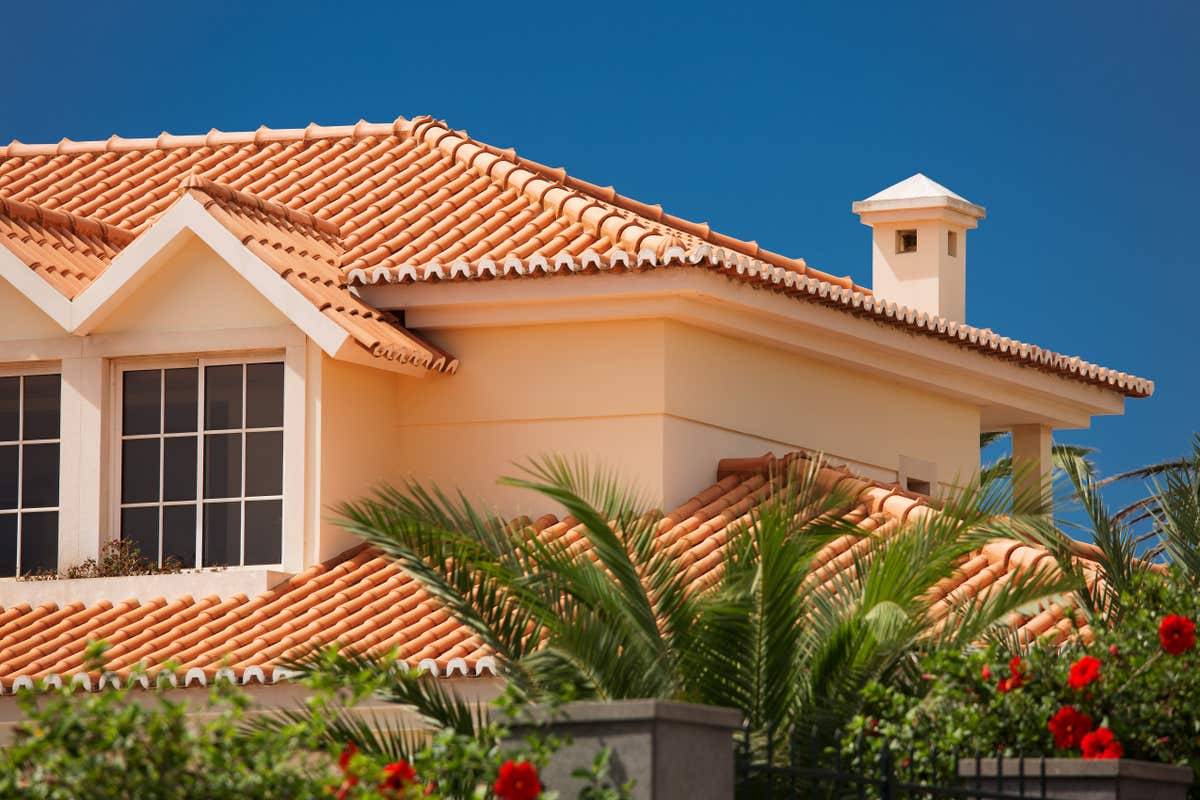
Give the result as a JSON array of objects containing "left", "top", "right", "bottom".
[{"left": 3, "top": 1, "right": 1197, "bottom": 509}]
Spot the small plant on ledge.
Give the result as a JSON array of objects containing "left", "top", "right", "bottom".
[{"left": 19, "top": 539, "right": 184, "bottom": 581}]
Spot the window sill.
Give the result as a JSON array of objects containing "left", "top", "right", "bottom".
[{"left": 0, "top": 567, "right": 293, "bottom": 608}]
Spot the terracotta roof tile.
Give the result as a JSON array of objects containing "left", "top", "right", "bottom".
[
  {"left": 181, "top": 176, "right": 456, "bottom": 372},
  {"left": 0, "top": 451, "right": 1100, "bottom": 691},
  {"left": 0, "top": 117, "right": 1150, "bottom": 396},
  {"left": 0, "top": 196, "right": 131, "bottom": 299}
]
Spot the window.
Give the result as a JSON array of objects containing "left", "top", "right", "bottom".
[
  {"left": 119, "top": 360, "right": 284, "bottom": 568},
  {"left": 947, "top": 230, "right": 958, "bottom": 257},
  {"left": 896, "top": 229, "right": 918, "bottom": 254},
  {"left": 0, "top": 373, "right": 60, "bottom": 576}
]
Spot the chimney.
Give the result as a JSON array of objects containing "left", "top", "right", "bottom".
[{"left": 852, "top": 174, "right": 985, "bottom": 322}]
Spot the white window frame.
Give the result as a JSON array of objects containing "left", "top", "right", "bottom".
[
  {"left": 109, "top": 351, "right": 290, "bottom": 570},
  {"left": 0, "top": 363, "right": 63, "bottom": 576}
]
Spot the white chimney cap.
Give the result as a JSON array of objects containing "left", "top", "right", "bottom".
[{"left": 852, "top": 173, "right": 986, "bottom": 222}]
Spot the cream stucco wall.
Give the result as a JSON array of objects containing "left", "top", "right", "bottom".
[
  {"left": 90, "top": 236, "right": 289, "bottom": 335},
  {"left": 373, "top": 318, "right": 981, "bottom": 520},
  {"left": 661, "top": 322, "right": 980, "bottom": 501},
  {"left": 317, "top": 354, "right": 404, "bottom": 561},
  {"left": 0, "top": 279, "right": 68, "bottom": 341}
]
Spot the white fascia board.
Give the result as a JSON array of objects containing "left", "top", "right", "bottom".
[
  {"left": 69, "top": 194, "right": 351, "bottom": 357},
  {"left": 0, "top": 244, "right": 73, "bottom": 329}
]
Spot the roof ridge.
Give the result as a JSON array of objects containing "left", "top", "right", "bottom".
[
  {"left": 405, "top": 118, "right": 864, "bottom": 290},
  {"left": 462, "top": 130, "right": 866, "bottom": 294},
  {"left": 0, "top": 117, "right": 417, "bottom": 158},
  {"left": 180, "top": 174, "right": 342, "bottom": 239},
  {"left": 0, "top": 195, "right": 135, "bottom": 246}
]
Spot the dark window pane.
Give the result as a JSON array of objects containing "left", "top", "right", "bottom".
[
  {"left": 123, "top": 370, "right": 161, "bottom": 435},
  {"left": 244, "top": 499, "right": 282, "bottom": 565},
  {"left": 0, "top": 515, "right": 15, "bottom": 577},
  {"left": 121, "top": 507, "right": 159, "bottom": 564},
  {"left": 204, "top": 433, "right": 241, "bottom": 499},
  {"left": 20, "top": 511, "right": 57, "bottom": 575},
  {"left": 0, "top": 378, "right": 19, "bottom": 442},
  {"left": 245, "top": 363, "right": 284, "bottom": 428},
  {"left": 244, "top": 431, "right": 283, "bottom": 497},
  {"left": 0, "top": 445, "right": 16, "bottom": 510},
  {"left": 164, "top": 368, "right": 198, "bottom": 434},
  {"left": 163, "top": 437, "right": 198, "bottom": 502},
  {"left": 22, "top": 443, "right": 59, "bottom": 509},
  {"left": 203, "top": 502, "right": 240, "bottom": 566},
  {"left": 22, "top": 374, "right": 60, "bottom": 440},
  {"left": 205, "top": 365, "right": 242, "bottom": 430},
  {"left": 122, "top": 439, "right": 161, "bottom": 503},
  {"left": 162, "top": 505, "right": 196, "bottom": 567}
]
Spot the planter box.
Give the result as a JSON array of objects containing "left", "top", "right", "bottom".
[
  {"left": 958, "top": 757, "right": 1193, "bottom": 800},
  {"left": 496, "top": 699, "right": 743, "bottom": 800}
]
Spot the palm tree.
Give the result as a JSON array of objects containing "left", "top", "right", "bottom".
[
  {"left": 1008, "top": 436, "right": 1200, "bottom": 633},
  {"left": 978, "top": 431, "right": 1099, "bottom": 487},
  {"left": 282, "top": 455, "right": 1075, "bottom": 757}
]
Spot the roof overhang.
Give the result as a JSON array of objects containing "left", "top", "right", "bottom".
[{"left": 361, "top": 269, "right": 1127, "bottom": 429}]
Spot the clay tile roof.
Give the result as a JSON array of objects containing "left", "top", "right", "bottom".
[
  {"left": 179, "top": 176, "right": 456, "bottom": 373},
  {"left": 0, "top": 451, "right": 1098, "bottom": 692},
  {"left": 0, "top": 196, "right": 132, "bottom": 299},
  {"left": 0, "top": 116, "right": 1150, "bottom": 396}
]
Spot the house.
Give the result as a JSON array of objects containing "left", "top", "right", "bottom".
[{"left": 0, "top": 116, "right": 1150, "bottom": 713}]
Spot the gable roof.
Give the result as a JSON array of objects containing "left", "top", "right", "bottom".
[
  {"left": 0, "top": 173, "right": 455, "bottom": 373},
  {"left": 0, "top": 452, "right": 1096, "bottom": 693},
  {"left": 0, "top": 117, "right": 1152, "bottom": 396}
]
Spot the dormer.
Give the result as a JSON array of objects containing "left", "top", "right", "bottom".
[{"left": 852, "top": 174, "right": 986, "bottom": 323}]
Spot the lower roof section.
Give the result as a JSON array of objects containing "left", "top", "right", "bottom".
[{"left": 0, "top": 452, "right": 1097, "bottom": 694}]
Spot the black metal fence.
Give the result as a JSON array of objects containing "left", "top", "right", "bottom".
[{"left": 736, "top": 727, "right": 1060, "bottom": 800}]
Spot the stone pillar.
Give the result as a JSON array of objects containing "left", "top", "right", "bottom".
[
  {"left": 1011, "top": 423, "right": 1053, "bottom": 513},
  {"left": 498, "top": 700, "right": 743, "bottom": 800},
  {"left": 959, "top": 757, "right": 1193, "bottom": 800}
]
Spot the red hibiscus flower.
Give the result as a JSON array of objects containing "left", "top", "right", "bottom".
[
  {"left": 338, "top": 742, "right": 358, "bottom": 773},
  {"left": 1081, "top": 727, "right": 1124, "bottom": 760},
  {"left": 1048, "top": 706, "right": 1093, "bottom": 750},
  {"left": 1160, "top": 615, "right": 1196, "bottom": 655},
  {"left": 1068, "top": 655, "right": 1102, "bottom": 689},
  {"left": 981, "top": 664, "right": 991, "bottom": 681},
  {"left": 381, "top": 759, "right": 417, "bottom": 792},
  {"left": 494, "top": 760, "right": 542, "bottom": 800},
  {"left": 998, "top": 655, "right": 1028, "bottom": 692}
]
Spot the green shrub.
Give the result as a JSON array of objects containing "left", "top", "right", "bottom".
[{"left": 844, "top": 571, "right": 1200, "bottom": 788}]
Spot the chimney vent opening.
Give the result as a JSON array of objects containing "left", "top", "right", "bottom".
[
  {"left": 896, "top": 229, "right": 918, "bottom": 254},
  {"left": 947, "top": 230, "right": 958, "bottom": 257}
]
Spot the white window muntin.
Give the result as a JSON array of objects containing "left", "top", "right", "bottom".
[
  {"left": 113, "top": 352, "right": 285, "bottom": 568},
  {"left": 0, "top": 364, "right": 62, "bottom": 577}
]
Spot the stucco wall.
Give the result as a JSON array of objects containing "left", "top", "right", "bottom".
[
  {"left": 389, "top": 319, "right": 669, "bottom": 516},
  {"left": 317, "top": 354, "right": 404, "bottom": 561},
  {"left": 377, "top": 318, "right": 980, "bottom": 519},
  {"left": 0, "top": 280, "right": 67, "bottom": 341},
  {"left": 661, "top": 321, "right": 980, "bottom": 501},
  {"left": 90, "top": 236, "right": 288, "bottom": 335}
]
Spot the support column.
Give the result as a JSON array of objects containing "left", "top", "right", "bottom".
[
  {"left": 1011, "top": 423, "right": 1053, "bottom": 513},
  {"left": 58, "top": 355, "right": 107, "bottom": 569}
]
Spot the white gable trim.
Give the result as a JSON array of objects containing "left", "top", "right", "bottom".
[
  {"left": 68, "top": 194, "right": 351, "bottom": 357},
  {"left": 0, "top": 243, "right": 73, "bottom": 329}
]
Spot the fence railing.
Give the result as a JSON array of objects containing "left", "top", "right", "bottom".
[{"left": 735, "top": 727, "right": 1061, "bottom": 800}]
